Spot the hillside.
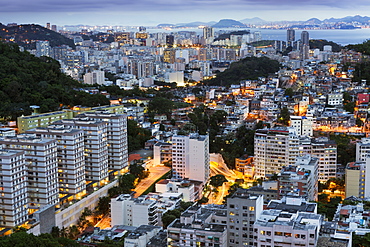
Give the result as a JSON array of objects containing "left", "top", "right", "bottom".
[
  {"left": 309, "top": 39, "right": 342, "bottom": 52},
  {"left": 212, "top": 19, "right": 247, "bottom": 28},
  {"left": 205, "top": 56, "right": 280, "bottom": 86},
  {"left": 0, "top": 42, "right": 109, "bottom": 121},
  {"left": 0, "top": 23, "right": 75, "bottom": 49}
]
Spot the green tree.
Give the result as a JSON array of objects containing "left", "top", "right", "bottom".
[
  {"left": 277, "top": 107, "right": 290, "bottom": 126},
  {"left": 148, "top": 97, "right": 174, "bottom": 119},
  {"left": 209, "top": 174, "right": 228, "bottom": 188},
  {"left": 127, "top": 120, "right": 152, "bottom": 152},
  {"left": 95, "top": 196, "right": 111, "bottom": 216}
]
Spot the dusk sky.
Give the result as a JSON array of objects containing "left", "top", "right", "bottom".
[{"left": 1, "top": 0, "right": 369, "bottom": 26}]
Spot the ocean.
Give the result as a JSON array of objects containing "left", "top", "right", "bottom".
[{"left": 144, "top": 27, "right": 370, "bottom": 45}]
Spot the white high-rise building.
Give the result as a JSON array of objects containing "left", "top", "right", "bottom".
[
  {"left": 76, "top": 111, "right": 128, "bottom": 171},
  {"left": 36, "top": 41, "right": 51, "bottom": 57},
  {"left": 83, "top": 70, "right": 105, "bottom": 85},
  {"left": 54, "top": 118, "right": 109, "bottom": 184},
  {"left": 172, "top": 134, "right": 210, "bottom": 183},
  {"left": 290, "top": 116, "right": 313, "bottom": 137},
  {"left": 0, "top": 134, "right": 59, "bottom": 208},
  {"left": 356, "top": 137, "right": 370, "bottom": 162},
  {"left": 254, "top": 127, "right": 299, "bottom": 178},
  {"left": 0, "top": 150, "right": 28, "bottom": 227},
  {"left": 111, "top": 194, "right": 158, "bottom": 227},
  {"left": 26, "top": 125, "right": 86, "bottom": 198}
]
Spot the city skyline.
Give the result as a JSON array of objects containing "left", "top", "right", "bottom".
[{"left": 0, "top": 0, "right": 369, "bottom": 26}]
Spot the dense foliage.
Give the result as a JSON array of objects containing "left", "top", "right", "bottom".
[
  {"left": 329, "top": 134, "right": 356, "bottom": 166},
  {"left": 0, "top": 42, "right": 109, "bottom": 120},
  {"left": 309, "top": 39, "right": 342, "bottom": 52},
  {"left": 0, "top": 231, "right": 78, "bottom": 247},
  {"left": 347, "top": 39, "right": 370, "bottom": 55},
  {"left": 205, "top": 56, "right": 280, "bottom": 86},
  {"left": 161, "top": 201, "right": 193, "bottom": 228},
  {"left": 127, "top": 120, "right": 152, "bottom": 152},
  {"left": 249, "top": 40, "right": 275, "bottom": 47}
]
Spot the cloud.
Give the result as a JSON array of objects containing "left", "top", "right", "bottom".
[{"left": 1, "top": 0, "right": 369, "bottom": 13}]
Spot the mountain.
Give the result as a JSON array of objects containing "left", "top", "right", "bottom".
[
  {"left": 212, "top": 19, "right": 247, "bottom": 28},
  {"left": 304, "top": 18, "right": 322, "bottom": 25},
  {"left": 0, "top": 24, "right": 75, "bottom": 49},
  {"left": 324, "top": 15, "right": 370, "bottom": 24},
  {"left": 239, "top": 17, "right": 266, "bottom": 24}
]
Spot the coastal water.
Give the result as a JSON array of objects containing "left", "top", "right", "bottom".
[{"left": 144, "top": 27, "right": 370, "bottom": 45}]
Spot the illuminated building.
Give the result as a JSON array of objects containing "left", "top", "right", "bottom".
[
  {"left": 0, "top": 150, "right": 28, "bottom": 228},
  {"left": 54, "top": 118, "right": 109, "bottom": 184},
  {"left": 76, "top": 111, "right": 128, "bottom": 171},
  {"left": 254, "top": 127, "right": 299, "bottom": 178},
  {"left": 171, "top": 134, "right": 210, "bottom": 183},
  {"left": 163, "top": 49, "right": 176, "bottom": 64},
  {"left": 111, "top": 194, "right": 158, "bottom": 227},
  {"left": 287, "top": 29, "right": 295, "bottom": 47},
  {"left": 26, "top": 125, "right": 86, "bottom": 198},
  {"left": 0, "top": 134, "right": 59, "bottom": 208},
  {"left": 227, "top": 189, "right": 263, "bottom": 247}
]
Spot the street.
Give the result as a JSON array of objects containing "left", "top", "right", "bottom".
[{"left": 133, "top": 165, "right": 171, "bottom": 198}]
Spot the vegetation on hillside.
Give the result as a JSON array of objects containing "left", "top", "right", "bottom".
[
  {"left": 205, "top": 56, "right": 280, "bottom": 86},
  {"left": 0, "top": 42, "right": 109, "bottom": 121},
  {"left": 347, "top": 39, "right": 370, "bottom": 55},
  {"left": 0, "top": 24, "right": 75, "bottom": 49},
  {"left": 309, "top": 39, "right": 342, "bottom": 52}
]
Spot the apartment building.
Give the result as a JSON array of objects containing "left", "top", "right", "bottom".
[
  {"left": 278, "top": 155, "right": 319, "bottom": 201},
  {"left": 227, "top": 189, "right": 263, "bottom": 247},
  {"left": 0, "top": 150, "right": 28, "bottom": 227},
  {"left": 77, "top": 111, "right": 128, "bottom": 171},
  {"left": 167, "top": 205, "right": 227, "bottom": 247},
  {"left": 171, "top": 134, "right": 210, "bottom": 183},
  {"left": 0, "top": 134, "right": 59, "bottom": 208},
  {"left": 111, "top": 194, "right": 158, "bottom": 227},
  {"left": 26, "top": 125, "right": 86, "bottom": 198},
  {"left": 54, "top": 118, "right": 109, "bottom": 184},
  {"left": 254, "top": 127, "right": 299, "bottom": 178},
  {"left": 253, "top": 211, "right": 321, "bottom": 247}
]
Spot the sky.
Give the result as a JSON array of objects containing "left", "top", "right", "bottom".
[{"left": 1, "top": 0, "right": 370, "bottom": 26}]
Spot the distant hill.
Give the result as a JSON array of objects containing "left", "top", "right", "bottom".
[
  {"left": 0, "top": 24, "right": 75, "bottom": 49},
  {"left": 215, "top": 30, "right": 250, "bottom": 41},
  {"left": 212, "top": 19, "right": 247, "bottom": 28},
  {"left": 205, "top": 56, "right": 280, "bottom": 86},
  {"left": 304, "top": 18, "right": 322, "bottom": 25},
  {"left": 324, "top": 15, "right": 370, "bottom": 24},
  {"left": 309, "top": 39, "right": 342, "bottom": 52},
  {"left": 239, "top": 17, "right": 266, "bottom": 24}
]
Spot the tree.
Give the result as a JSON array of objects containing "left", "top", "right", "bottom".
[
  {"left": 127, "top": 120, "right": 152, "bottom": 152},
  {"left": 161, "top": 214, "right": 177, "bottom": 228},
  {"left": 284, "top": 88, "right": 294, "bottom": 99},
  {"left": 129, "top": 162, "right": 149, "bottom": 180},
  {"left": 277, "top": 107, "right": 290, "bottom": 126},
  {"left": 95, "top": 196, "right": 111, "bottom": 216},
  {"left": 148, "top": 97, "right": 174, "bottom": 119},
  {"left": 209, "top": 174, "right": 228, "bottom": 188}
]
